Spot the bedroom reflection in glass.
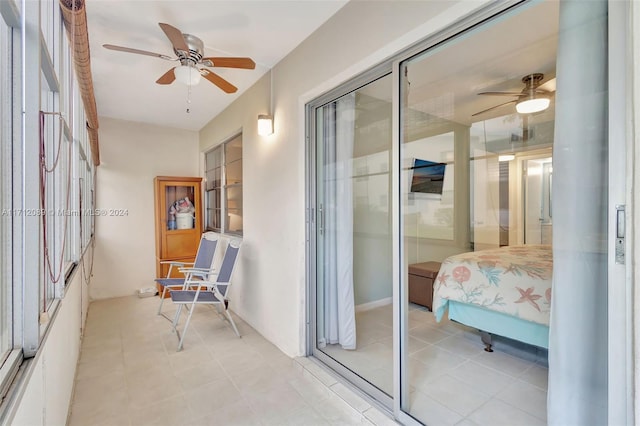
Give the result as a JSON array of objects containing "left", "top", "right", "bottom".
[
  {"left": 404, "top": 132, "right": 456, "bottom": 242},
  {"left": 410, "top": 159, "right": 446, "bottom": 195},
  {"left": 399, "top": 1, "right": 558, "bottom": 424}
]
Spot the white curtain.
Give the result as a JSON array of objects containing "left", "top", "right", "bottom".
[
  {"left": 548, "top": 1, "right": 608, "bottom": 424},
  {"left": 322, "top": 93, "right": 357, "bottom": 350}
]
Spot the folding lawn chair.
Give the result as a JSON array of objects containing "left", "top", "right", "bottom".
[
  {"left": 155, "top": 232, "right": 220, "bottom": 320},
  {"left": 169, "top": 238, "right": 242, "bottom": 351}
]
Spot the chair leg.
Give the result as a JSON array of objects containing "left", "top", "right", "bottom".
[
  {"left": 224, "top": 307, "right": 241, "bottom": 338},
  {"left": 178, "top": 303, "right": 197, "bottom": 351},
  {"left": 158, "top": 263, "right": 175, "bottom": 316},
  {"left": 172, "top": 304, "right": 183, "bottom": 333},
  {"left": 157, "top": 286, "right": 168, "bottom": 315}
]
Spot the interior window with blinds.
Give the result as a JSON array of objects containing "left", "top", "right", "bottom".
[{"left": 204, "top": 133, "right": 243, "bottom": 235}]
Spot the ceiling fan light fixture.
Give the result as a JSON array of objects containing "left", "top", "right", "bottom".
[
  {"left": 516, "top": 96, "right": 550, "bottom": 114},
  {"left": 174, "top": 64, "right": 201, "bottom": 86}
]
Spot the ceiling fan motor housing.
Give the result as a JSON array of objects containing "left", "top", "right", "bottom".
[
  {"left": 519, "top": 73, "right": 547, "bottom": 103},
  {"left": 522, "top": 73, "right": 545, "bottom": 92},
  {"left": 176, "top": 33, "right": 204, "bottom": 66}
]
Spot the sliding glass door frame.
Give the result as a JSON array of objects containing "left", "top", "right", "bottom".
[
  {"left": 607, "top": 1, "right": 633, "bottom": 424},
  {"left": 391, "top": 1, "right": 540, "bottom": 423},
  {"left": 305, "top": 0, "right": 632, "bottom": 424},
  {"left": 393, "top": 2, "right": 632, "bottom": 421},
  {"left": 305, "top": 61, "right": 395, "bottom": 411}
]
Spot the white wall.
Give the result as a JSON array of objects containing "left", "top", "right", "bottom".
[
  {"left": 199, "top": 0, "right": 490, "bottom": 357},
  {"left": 11, "top": 249, "right": 91, "bottom": 425},
  {"left": 90, "top": 117, "right": 199, "bottom": 299}
]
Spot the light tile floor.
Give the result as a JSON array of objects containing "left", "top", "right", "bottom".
[
  {"left": 68, "top": 296, "right": 398, "bottom": 426},
  {"left": 323, "top": 304, "right": 548, "bottom": 426}
]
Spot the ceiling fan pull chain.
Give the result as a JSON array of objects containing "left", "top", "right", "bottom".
[{"left": 186, "top": 83, "right": 192, "bottom": 114}]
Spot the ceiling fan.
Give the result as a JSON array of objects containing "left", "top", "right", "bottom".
[
  {"left": 472, "top": 73, "right": 555, "bottom": 117},
  {"left": 103, "top": 23, "right": 255, "bottom": 93}
]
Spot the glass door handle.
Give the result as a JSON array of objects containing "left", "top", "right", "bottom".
[
  {"left": 318, "top": 205, "right": 324, "bottom": 235},
  {"left": 615, "top": 204, "right": 625, "bottom": 264}
]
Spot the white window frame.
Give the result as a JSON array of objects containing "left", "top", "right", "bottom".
[
  {"left": 0, "top": 0, "right": 21, "bottom": 403},
  {"left": 204, "top": 132, "right": 243, "bottom": 236},
  {"left": 0, "top": 0, "right": 98, "bottom": 412}
]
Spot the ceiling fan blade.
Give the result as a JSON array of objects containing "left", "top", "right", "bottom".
[
  {"left": 103, "top": 44, "right": 174, "bottom": 60},
  {"left": 201, "top": 57, "right": 256, "bottom": 69},
  {"left": 156, "top": 68, "right": 176, "bottom": 85},
  {"left": 159, "top": 22, "right": 189, "bottom": 53},
  {"left": 478, "top": 91, "right": 523, "bottom": 96},
  {"left": 200, "top": 69, "right": 237, "bottom": 93},
  {"left": 538, "top": 77, "right": 556, "bottom": 92},
  {"left": 472, "top": 100, "right": 517, "bottom": 117}
]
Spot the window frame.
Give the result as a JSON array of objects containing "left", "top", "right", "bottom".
[
  {"left": 204, "top": 132, "right": 243, "bottom": 236},
  {"left": 0, "top": 0, "right": 97, "bottom": 409},
  {"left": 0, "top": 0, "right": 22, "bottom": 404}
]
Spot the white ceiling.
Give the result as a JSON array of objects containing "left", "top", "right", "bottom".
[{"left": 85, "top": 1, "right": 348, "bottom": 131}]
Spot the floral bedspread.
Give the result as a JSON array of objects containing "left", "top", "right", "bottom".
[{"left": 432, "top": 245, "right": 552, "bottom": 326}]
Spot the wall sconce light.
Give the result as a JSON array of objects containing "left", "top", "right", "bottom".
[
  {"left": 258, "top": 114, "right": 274, "bottom": 136},
  {"left": 258, "top": 69, "right": 274, "bottom": 136}
]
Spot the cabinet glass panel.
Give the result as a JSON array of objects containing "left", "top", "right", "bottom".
[{"left": 165, "top": 185, "right": 196, "bottom": 231}]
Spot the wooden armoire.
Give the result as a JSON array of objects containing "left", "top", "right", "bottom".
[{"left": 153, "top": 176, "right": 202, "bottom": 295}]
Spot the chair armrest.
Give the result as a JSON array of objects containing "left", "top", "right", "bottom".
[
  {"left": 161, "top": 261, "right": 196, "bottom": 278},
  {"left": 178, "top": 267, "right": 216, "bottom": 272},
  {"left": 161, "top": 261, "right": 195, "bottom": 266},
  {"left": 179, "top": 267, "right": 217, "bottom": 276},
  {"left": 161, "top": 283, "right": 188, "bottom": 289},
  {"left": 184, "top": 270, "right": 218, "bottom": 280}
]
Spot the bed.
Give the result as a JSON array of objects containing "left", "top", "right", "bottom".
[{"left": 432, "top": 244, "right": 552, "bottom": 349}]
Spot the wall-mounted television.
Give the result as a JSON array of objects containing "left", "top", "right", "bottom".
[{"left": 410, "top": 159, "right": 446, "bottom": 195}]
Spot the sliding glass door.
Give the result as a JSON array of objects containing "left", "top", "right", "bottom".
[
  {"left": 310, "top": 72, "right": 394, "bottom": 404},
  {"left": 397, "top": 2, "right": 614, "bottom": 424},
  {"left": 308, "top": 1, "right": 629, "bottom": 424},
  {"left": 398, "top": 2, "right": 559, "bottom": 423}
]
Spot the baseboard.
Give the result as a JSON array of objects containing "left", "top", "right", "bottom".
[{"left": 355, "top": 297, "right": 392, "bottom": 313}]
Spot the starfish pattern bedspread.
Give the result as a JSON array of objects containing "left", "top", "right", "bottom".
[{"left": 432, "top": 245, "right": 553, "bottom": 326}]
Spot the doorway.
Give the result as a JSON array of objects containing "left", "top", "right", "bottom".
[{"left": 523, "top": 154, "right": 553, "bottom": 245}]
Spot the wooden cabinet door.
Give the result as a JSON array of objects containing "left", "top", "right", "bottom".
[
  {"left": 163, "top": 230, "right": 200, "bottom": 259},
  {"left": 154, "top": 176, "right": 203, "bottom": 289}
]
